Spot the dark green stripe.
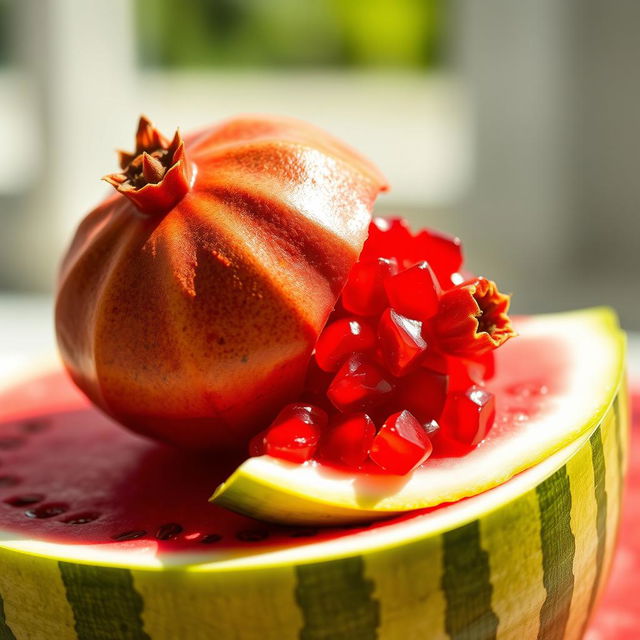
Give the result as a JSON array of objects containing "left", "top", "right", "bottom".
[
  {"left": 613, "top": 395, "right": 626, "bottom": 498},
  {"left": 0, "top": 595, "right": 16, "bottom": 640},
  {"left": 536, "top": 466, "right": 575, "bottom": 640},
  {"left": 581, "top": 428, "right": 608, "bottom": 636},
  {"left": 442, "top": 520, "right": 499, "bottom": 640},
  {"left": 295, "top": 557, "right": 379, "bottom": 640},
  {"left": 59, "top": 562, "right": 150, "bottom": 640}
]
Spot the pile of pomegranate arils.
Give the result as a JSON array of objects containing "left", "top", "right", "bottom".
[{"left": 250, "top": 218, "right": 516, "bottom": 475}]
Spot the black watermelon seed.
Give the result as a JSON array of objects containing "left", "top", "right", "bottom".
[
  {"left": 0, "top": 438, "right": 24, "bottom": 450},
  {"left": 5, "top": 493, "right": 44, "bottom": 507},
  {"left": 63, "top": 512, "right": 101, "bottom": 525},
  {"left": 111, "top": 530, "right": 147, "bottom": 541},
  {"left": 200, "top": 533, "right": 222, "bottom": 544},
  {"left": 21, "top": 420, "right": 49, "bottom": 434},
  {"left": 155, "top": 523, "right": 183, "bottom": 540},
  {"left": 0, "top": 475, "right": 20, "bottom": 488},
  {"left": 290, "top": 528, "right": 319, "bottom": 538},
  {"left": 236, "top": 530, "right": 269, "bottom": 542},
  {"left": 25, "top": 502, "right": 68, "bottom": 519}
]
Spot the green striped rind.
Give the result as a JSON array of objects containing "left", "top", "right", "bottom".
[
  {"left": 58, "top": 563, "right": 150, "bottom": 640},
  {"left": 0, "top": 597, "right": 16, "bottom": 640},
  {"left": 295, "top": 557, "right": 379, "bottom": 640},
  {"left": 442, "top": 521, "right": 498, "bottom": 638},
  {"left": 0, "top": 391, "right": 627, "bottom": 639},
  {"left": 536, "top": 466, "right": 575, "bottom": 639}
]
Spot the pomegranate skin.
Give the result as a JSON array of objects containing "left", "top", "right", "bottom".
[{"left": 55, "top": 115, "right": 387, "bottom": 450}]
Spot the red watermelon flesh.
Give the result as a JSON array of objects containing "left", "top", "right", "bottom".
[
  {"left": 0, "top": 371, "right": 423, "bottom": 555},
  {"left": 0, "top": 327, "right": 566, "bottom": 559}
]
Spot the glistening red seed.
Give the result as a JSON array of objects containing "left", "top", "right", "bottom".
[
  {"left": 444, "top": 385, "right": 496, "bottom": 446},
  {"left": 359, "top": 218, "right": 414, "bottom": 263},
  {"left": 369, "top": 410, "right": 433, "bottom": 475},
  {"left": 384, "top": 261, "right": 440, "bottom": 321},
  {"left": 259, "top": 403, "right": 327, "bottom": 463},
  {"left": 327, "top": 355, "right": 394, "bottom": 413},
  {"left": 319, "top": 413, "right": 376, "bottom": 468},
  {"left": 314, "top": 318, "right": 377, "bottom": 372},
  {"left": 411, "top": 229, "right": 463, "bottom": 288},
  {"left": 394, "top": 367, "right": 449, "bottom": 424},
  {"left": 377, "top": 308, "right": 428, "bottom": 377},
  {"left": 341, "top": 257, "right": 398, "bottom": 316}
]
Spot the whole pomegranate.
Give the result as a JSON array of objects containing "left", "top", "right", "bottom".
[{"left": 55, "top": 115, "right": 387, "bottom": 450}]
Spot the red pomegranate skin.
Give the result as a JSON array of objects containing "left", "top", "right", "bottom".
[{"left": 55, "top": 115, "right": 387, "bottom": 450}]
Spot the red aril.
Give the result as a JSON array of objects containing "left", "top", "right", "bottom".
[
  {"left": 448, "top": 352, "right": 496, "bottom": 391},
  {"left": 319, "top": 413, "right": 376, "bottom": 468},
  {"left": 384, "top": 262, "right": 440, "bottom": 321},
  {"left": 360, "top": 217, "right": 413, "bottom": 263},
  {"left": 421, "top": 349, "right": 449, "bottom": 375},
  {"left": 395, "top": 368, "right": 448, "bottom": 424},
  {"left": 256, "top": 403, "right": 327, "bottom": 463},
  {"left": 328, "top": 355, "right": 395, "bottom": 413},
  {"left": 445, "top": 386, "right": 496, "bottom": 446},
  {"left": 341, "top": 258, "right": 398, "bottom": 316},
  {"left": 314, "top": 318, "right": 376, "bottom": 372},
  {"left": 411, "top": 229, "right": 463, "bottom": 288},
  {"left": 370, "top": 410, "right": 433, "bottom": 474},
  {"left": 377, "top": 309, "right": 428, "bottom": 377}
]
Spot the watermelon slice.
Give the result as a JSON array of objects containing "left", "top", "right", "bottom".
[
  {"left": 0, "top": 307, "right": 627, "bottom": 639},
  {"left": 212, "top": 308, "right": 625, "bottom": 524}
]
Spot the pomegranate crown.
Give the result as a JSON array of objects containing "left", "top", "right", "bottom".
[{"left": 104, "top": 116, "right": 193, "bottom": 216}]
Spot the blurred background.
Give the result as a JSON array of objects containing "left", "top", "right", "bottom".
[{"left": 1, "top": 0, "right": 639, "bottom": 366}]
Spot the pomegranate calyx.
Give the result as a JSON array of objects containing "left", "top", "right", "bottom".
[
  {"left": 104, "top": 116, "right": 193, "bottom": 216},
  {"left": 432, "top": 277, "right": 516, "bottom": 357}
]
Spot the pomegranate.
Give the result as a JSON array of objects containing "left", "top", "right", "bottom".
[{"left": 55, "top": 115, "right": 387, "bottom": 450}]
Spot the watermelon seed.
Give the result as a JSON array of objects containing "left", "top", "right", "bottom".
[
  {"left": 62, "top": 512, "right": 101, "bottom": 525},
  {"left": 20, "top": 420, "right": 49, "bottom": 434},
  {"left": 24, "top": 502, "right": 68, "bottom": 519},
  {"left": 289, "top": 528, "right": 318, "bottom": 537},
  {"left": 155, "top": 522, "right": 183, "bottom": 540},
  {"left": 0, "top": 437, "right": 24, "bottom": 450},
  {"left": 236, "top": 530, "right": 269, "bottom": 542},
  {"left": 199, "top": 533, "right": 223, "bottom": 544},
  {"left": 111, "top": 530, "right": 147, "bottom": 541},
  {"left": 0, "top": 475, "right": 20, "bottom": 488},
  {"left": 5, "top": 493, "right": 44, "bottom": 507}
]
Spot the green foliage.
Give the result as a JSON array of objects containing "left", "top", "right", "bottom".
[{"left": 136, "top": 0, "right": 444, "bottom": 69}]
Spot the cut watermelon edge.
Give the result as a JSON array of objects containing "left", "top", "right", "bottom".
[{"left": 211, "top": 308, "right": 626, "bottom": 523}]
